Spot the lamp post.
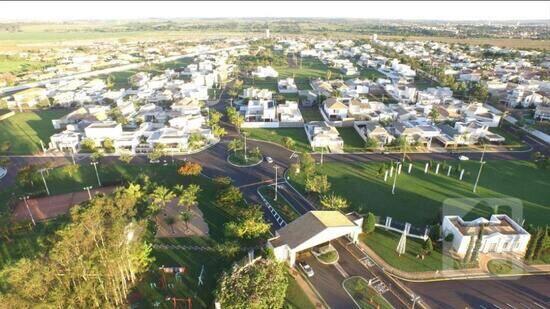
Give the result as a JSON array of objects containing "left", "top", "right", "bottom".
[
  {"left": 70, "top": 147, "right": 76, "bottom": 165},
  {"left": 19, "top": 196, "right": 36, "bottom": 226},
  {"left": 91, "top": 161, "right": 102, "bottom": 187},
  {"left": 274, "top": 165, "right": 280, "bottom": 201},
  {"left": 83, "top": 186, "right": 93, "bottom": 200},
  {"left": 473, "top": 145, "right": 487, "bottom": 193},
  {"left": 38, "top": 168, "right": 50, "bottom": 195},
  {"left": 243, "top": 133, "right": 248, "bottom": 162},
  {"left": 392, "top": 162, "right": 401, "bottom": 195}
]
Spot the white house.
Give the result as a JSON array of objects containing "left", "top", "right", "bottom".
[
  {"left": 354, "top": 121, "right": 394, "bottom": 146},
  {"left": 304, "top": 121, "right": 344, "bottom": 152},
  {"left": 83, "top": 121, "right": 122, "bottom": 146},
  {"left": 323, "top": 98, "right": 349, "bottom": 120},
  {"left": 241, "top": 87, "right": 273, "bottom": 100},
  {"left": 278, "top": 77, "right": 298, "bottom": 93},
  {"left": 49, "top": 130, "right": 82, "bottom": 152},
  {"left": 534, "top": 104, "right": 550, "bottom": 121},
  {"left": 268, "top": 211, "right": 363, "bottom": 267},
  {"left": 442, "top": 215, "right": 530, "bottom": 259},
  {"left": 251, "top": 66, "right": 279, "bottom": 78},
  {"left": 277, "top": 101, "right": 303, "bottom": 123},
  {"left": 241, "top": 99, "right": 277, "bottom": 122}
]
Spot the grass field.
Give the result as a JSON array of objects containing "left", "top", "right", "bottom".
[
  {"left": 0, "top": 110, "right": 69, "bottom": 155},
  {"left": 0, "top": 57, "right": 48, "bottom": 74},
  {"left": 285, "top": 272, "right": 317, "bottom": 309},
  {"left": 244, "top": 128, "right": 311, "bottom": 153},
  {"left": 300, "top": 107, "right": 324, "bottom": 122},
  {"left": 258, "top": 185, "right": 300, "bottom": 222},
  {"left": 360, "top": 67, "right": 385, "bottom": 80},
  {"left": 487, "top": 259, "right": 524, "bottom": 276},
  {"left": 337, "top": 127, "right": 365, "bottom": 152},
  {"left": 290, "top": 160, "right": 550, "bottom": 227},
  {"left": 361, "top": 229, "right": 467, "bottom": 272}
]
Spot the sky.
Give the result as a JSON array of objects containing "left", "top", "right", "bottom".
[{"left": 0, "top": 1, "right": 548, "bottom": 21}]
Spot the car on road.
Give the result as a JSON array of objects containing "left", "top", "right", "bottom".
[
  {"left": 149, "top": 159, "right": 160, "bottom": 164},
  {"left": 459, "top": 155, "right": 469, "bottom": 161},
  {"left": 265, "top": 156, "right": 274, "bottom": 163},
  {"left": 299, "top": 262, "right": 314, "bottom": 277}
]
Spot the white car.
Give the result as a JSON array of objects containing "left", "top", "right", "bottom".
[
  {"left": 459, "top": 155, "right": 469, "bottom": 161},
  {"left": 265, "top": 156, "right": 274, "bottom": 163},
  {"left": 299, "top": 262, "right": 314, "bottom": 277}
]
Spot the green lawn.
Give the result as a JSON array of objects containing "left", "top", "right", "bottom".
[
  {"left": 0, "top": 57, "right": 49, "bottom": 74},
  {"left": 289, "top": 160, "right": 550, "bottom": 227},
  {"left": 361, "top": 229, "right": 462, "bottom": 272},
  {"left": 487, "top": 259, "right": 524, "bottom": 275},
  {"left": 342, "top": 276, "right": 393, "bottom": 309},
  {"left": 0, "top": 110, "right": 69, "bottom": 154},
  {"left": 300, "top": 107, "right": 324, "bottom": 122},
  {"left": 242, "top": 77, "right": 278, "bottom": 92},
  {"left": 258, "top": 185, "right": 300, "bottom": 222},
  {"left": 489, "top": 125, "right": 527, "bottom": 148},
  {"left": 337, "top": 127, "right": 365, "bottom": 153},
  {"left": 244, "top": 128, "right": 311, "bottom": 153},
  {"left": 228, "top": 149, "right": 263, "bottom": 166},
  {"left": 414, "top": 76, "right": 439, "bottom": 90}
]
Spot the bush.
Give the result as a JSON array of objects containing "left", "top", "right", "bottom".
[
  {"left": 444, "top": 233, "right": 454, "bottom": 242},
  {"left": 177, "top": 161, "right": 203, "bottom": 176}
]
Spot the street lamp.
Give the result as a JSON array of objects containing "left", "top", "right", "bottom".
[
  {"left": 19, "top": 195, "right": 36, "bottom": 226},
  {"left": 273, "top": 165, "right": 280, "bottom": 201},
  {"left": 38, "top": 168, "right": 51, "bottom": 195},
  {"left": 391, "top": 162, "right": 401, "bottom": 195},
  {"left": 90, "top": 161, "right": 102, "bottom": 187},
  {"left": 83, "top": 186, "right": 93, "bottom": 200},
  {"left": 473, "top": 145, "right": 487, "bottom": 193}
]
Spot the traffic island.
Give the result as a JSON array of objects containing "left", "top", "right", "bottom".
[
  {"left": 342, "top": 276, "right": 393, "bottom": 309},
  {"left": 313, "top": 243, "right": 339, "bottom": 265},
  {"left": 227, "top": 150, "right": 263, "bottom": 167}
]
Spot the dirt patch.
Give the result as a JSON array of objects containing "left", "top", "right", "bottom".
[
  {"left": 155, "top": 199, "right": 209, "bottom": 238},
  {"left": 12, "top": 186, "right": 116, "bottom": 222}
]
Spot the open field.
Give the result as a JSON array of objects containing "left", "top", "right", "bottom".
[
  {"left": 0, "top": 110, "right": 69, "bottom": 155},
  {"left": 337, "top": 127, "right": 365, "bottom": 152},
  {"left": 300, "top": 107, "right": 324, "bottom": 122},
  {"left": 290, "top": 160, "right": 550, "bottom": 227},
  {"left": 378, "top": 35, "right": 550, "bottom": 50}
]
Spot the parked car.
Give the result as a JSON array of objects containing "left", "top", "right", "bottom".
[
  {"left": 265, "top": 156, "right": 274, "bottom": 163},
  {"left": 459, "top": 155, "right": 469, "bottom": 161},
  {"left": 299, "top": 262, "right": 314, "bottom": 277}
]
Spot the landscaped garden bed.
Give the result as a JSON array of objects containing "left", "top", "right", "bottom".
[
  {"left": 487, "top": 259, "right": 524, "bottom": 276},
  {"left": 258, "top": 185, "right": 300, "bottom": 222},
  {"left": 227, "top": 149, "right": 263, "bottom": 167},
  {"left": 342, "top": 276, "right": 393, "bottom": 309}
]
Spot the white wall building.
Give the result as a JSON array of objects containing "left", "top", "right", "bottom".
[{"left": 442, "top": 215, "right": 531, "bottom": 259}]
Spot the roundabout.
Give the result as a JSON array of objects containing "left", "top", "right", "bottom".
[{"left": 227, "top": 150, "right": 263, "bottom": 167}]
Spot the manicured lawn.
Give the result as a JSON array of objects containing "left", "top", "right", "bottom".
[
  {"left": 414, "top": 76, "right": 439, "bottom": 90},
  {"left": 489, "top": 125, "right": 527, "bottom": 148},
  {"left": 258, "top": 185, "right": 300, "bottom": 222},
  {"left": 300, "top": 107, "right": 324, "bottom": 122},
  {"left": 290, "top": 160, "right": 550, "bottom": 227},
  {"left": 487, "top": 259, "right": 524, "bottom": 275},
  {"left": 361, "top": 229, "right": 460, "bottom": 272},
  {"left": 244, "top": 128, "right": 311, "bottom": 153},
  {"left": 284, "top": 272, "right": 316, "bottom": 309},
  {"left": 242, "top": 77, "right": 278, "bottom": 92},
  {"left": 343, "top": 276, "right": 393, "bottom": 309},
  {"left": 0, "top": 110, "right": 69, "bottom": 154},
  {"left": 337, "top": 127, "right": 365, "bottom": 153},
  {"left": 316, "top": 250, "right": 339, "bottom": 264}
]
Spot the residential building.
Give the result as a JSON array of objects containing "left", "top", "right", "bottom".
[
  {"left": 251, "top": 66, "right": 279, "bottom": 78},
  {"left": 278, "top": 77, "right": 298, "bottom": 93},
  {"left": 304, "top": 121, "right": 344, "bottom": 152}
]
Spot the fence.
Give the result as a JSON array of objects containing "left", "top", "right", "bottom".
[{"left": 375, "top": 216, "right": 429, "bottom": 241}]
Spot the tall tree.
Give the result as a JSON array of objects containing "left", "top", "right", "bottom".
[
  {"left": 320, "top": 193, "right": 349, "bottom": 210},
  {"left": 216, "top": 258, "right": 288, "bottom": 309},
  {"left": 363, "top": 212, "right": 376, "bottom": 234},
  {"left": 225, "top": 205, "right": 270, "bottom": 240},
  {"left": 149, "top": 186, "right": 175, "bottom": 215}
]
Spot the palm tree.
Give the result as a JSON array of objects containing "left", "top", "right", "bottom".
[
  {"left": 149, "top": 186, "right": 175, "bottom": 215},
  {"left": 228, "top": 138, "right": 242, "bottom": 154},
  {"left": 179, "top": 211, "right": 192, "bottom": 231},
  {"left": 164, "top": 216, "right": 176, "bottom": 234},
  {"left": 178, "top": 184, "right": 201, "bottom": 211}
]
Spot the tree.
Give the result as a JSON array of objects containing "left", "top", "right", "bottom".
[
  {"left": 0, "top": 185, "right": 152, "bottom": 307},
  {"left": 0, "top": 210, "right": 12, "bottom": 242},
  {"left": 177, "top": 161, "right": 203, "bottom": 176},
  {"left": 216, "top": 258, "right": 288, "bottom": 309},
  {"left": 164, "top": 216, "right": 176, "bottom": 234},
  {"left": 470, "top": 224, "right": 485, "bottom": 262},
  {"left": 533, "top": 226, "right": 548, "bottom": 260},
  {"left": 470, "top": 83, "right": 489, "bottom": 102},
  {"left": 226, "top": 106, "right": 244, "bottom": 133},
  {"left": 363, "top": 212, "right": 376, "bottom": 234},
  {"left": 422, "top": 238, "right": 434, "bottom": 256},
  {"left": 149, "top": 186, "right": 175, "bottom": 215},
  {"left": 16, "top": 164, "right": 39, "bottom": 188},
  {"left": 177, "top": 184, "right": 201, "bottom": 211},
  {"left": 212, "top": 124, "right": 227, "bottom": 138},
  {"left": 250, "top": 146, "right": 262, "bottom": 159},
  {"left": 305, "top": 174, "right": 331, "bottom": 195},
  {"left": 91, "top": 150, "right": 104, "bottom": 163},
  {"left": 300, "top": 152, "right": 316, "bottom": 178},
  {"left": 209, "top": 110, "right": 223, "bottom": 126},
  {"left": 365, "top": 138, "right": 379, "bottom": 150},
  {"left": 106, "top": 74, "right": 116, "bottom": 90},
  {"left": 80, "top": 138, "right": 96, "bottom": 152},
  {"left": 148, "top": 144, "right": 165, "bottom": 161},
  {"left": 228, "top": 138, "right": 243, "bottom": 154},
  {"left": 320, "top": 193, "right": 348, "bottom": 210},
  {"left": 188, "top": 133, "right": 205, "bottom": 149},
  {"left": 525, "top": 226, "right": 542, "bottom": 260},
  {"left": 119, "top": 152, "right": 133, "bottom": 164},
  {"left": 282, "top": 136, "right": 295, "bottom": 150},
  {"left": 102, "top": 138, "right": 115, "bottom": 153},
  {"left": 428, "top": 108, "right": 440, "bottom": 123},
  {"left": 179, "top": 211, "right": 192, "bottom": 231},
  {"left": 217, "top": 185, "right": 244, "bottom": 209},
  {"left": 225, "top": 205, "right": 270, "bottom": 239}
]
